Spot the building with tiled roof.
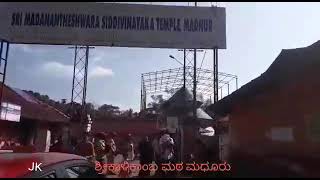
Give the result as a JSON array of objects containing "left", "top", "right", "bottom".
[
  {"left": 0, "top": 84, "right": 70, "bottom": 152},
  {"left": 207, "top": 40, "right": 320, "bottom": 177}
]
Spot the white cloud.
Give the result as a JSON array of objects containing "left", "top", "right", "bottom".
[
  {"left": 41, "top": 61, "right": 113, "bottom": 79},
  {"left": 89, "top": 66, "right": 114, "bottom": 78},
  {"left": 90, "top": 47, "right": 121, "bottom": 63},
  {"left": 16, "top": 44, "right": 33, "bottom": 53},
  {"left": 41, "top": 61, "right": 73, "bottom": 78},
  {"left": 91, "top": 50, "right": 104, "bottom": 63},
  {"left": 14, "top": 44, "right": 66, "bottom": 54}
]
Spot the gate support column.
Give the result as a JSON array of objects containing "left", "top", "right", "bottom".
[
  {"left": 0, "top": 40, "right": 10, "bottom": 109},
  {"left": 69, "top": 45, "right": 93, "bottom": 134},
  {"left": 213, "top": 48, "right": 219, "bottom": 103},
  {"left": 140, "top": 74, "right": 147, "bottom": 111}
]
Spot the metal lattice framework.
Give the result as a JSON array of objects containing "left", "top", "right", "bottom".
[
  {"left": 69, "top": 45, "right": 94, "bottom": 123},
  {"left": 70, "top": 46, "right": 89, "bottom": 106},
  {"left": 141, "top": 66, "right": 238, "bottom": 110},
  {"left": 0, "top": 40, "right": 9, "bottom": 105}
]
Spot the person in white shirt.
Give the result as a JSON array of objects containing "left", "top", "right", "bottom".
[
  {"left": 125, "top": 134, "right": 135, "bottom": 161},
  {"left": 158, "top": 133, "right": 176, "bottom": 177},
  {"left": 0, "top": 139, "right": 5, "bottom": 149},
  {"left": 159, "top": 134, "right": 175, "bottom": 161}
]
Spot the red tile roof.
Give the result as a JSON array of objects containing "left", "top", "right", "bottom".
[{"left": 1, "top": 84, "right": 69, "bottom": 123}]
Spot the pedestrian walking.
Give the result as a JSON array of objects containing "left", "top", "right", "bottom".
[
  {"left": 49, "top": 136, "right": 64, "bottom": 152},
  {"left": 105, "top": 134, "right": 117, "bottom": 164},
  {"left": 93, "top": 132, "right": 108, "bottom": 164},
  {"left": 124, "top": 133, "right": 135, "bottom": 161},
  {"left": 158, "top": 133, "right": 176, "bottom": 177},
  {"left": 138, "top": 136, "right": 154, "bottom": 177},
  {"left": 75, "top": 134, "right": 95, "bottom": 163}
]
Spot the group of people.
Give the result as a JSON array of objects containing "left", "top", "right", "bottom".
[
  {"left": 0, "top": 136, "right": 21, "bottom": 150},
  {"left": 49, "top": 129, "right": 177, "bottom": 178},
  {"left": 2, "top": 129, "right": 217, "bottom": 178},
  {"left": 49, "top": 132, "right": 137, "bottom": 177},
  {"left": 50, "top": 129, "right": 218, "bottom": 178},
  {"left": 1, "top": 128, "right": 214, "bottom": 178},
  {"left": 150, "top": 130, "right": 177, "bottom": 177}
]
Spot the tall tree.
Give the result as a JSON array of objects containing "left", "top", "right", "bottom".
[
  {"left": 164, "top": 88, "right": 178, "bottom": 96},
  {"left": 128, "top": 108, "right": 133, "bottom": 118},
  {"left": 197, "top": 93, "right": 204, "bottom": 102},
  {"left": 23, "top": 89, "right": 134, "bottom": 121},
  {"left": 201, "top": 98, "right": 212, "bottom": 109},
  {"left": 97, "top": 104, "right": 120, "bottom": 118},
  {"left": 85, "top": 102, "right": 95, "bottom": 118},
  {"left": 61, "top": 99, "right": 67, "bottom": 104},
  {"left": 120, "top": 108, "right": 134, "bottom": 118},
  {"left": 147, "top": 94, "right": 165, "bottom": 112}
]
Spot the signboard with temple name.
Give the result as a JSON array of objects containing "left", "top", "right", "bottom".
[{"left": 0, "top": 2, "right": 226, "bottom": 49}]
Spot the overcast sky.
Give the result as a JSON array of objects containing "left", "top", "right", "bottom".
[{"left": 5, "top": 2, "right": 320, "bottom": 112}]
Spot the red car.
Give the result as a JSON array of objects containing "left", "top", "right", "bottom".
[{"left": 0, "top": 152, "right": 103, "bottom": 178}]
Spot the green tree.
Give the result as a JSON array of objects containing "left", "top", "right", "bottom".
[
  {"left": 121, "top": 108, "right": 133, "bottom": 118},
  {"left": 128, "top": 108, "right": 133, "bottom": 118},
  {"left": 97, "top": 104, "right": 120, "bottom": 118},
  {"left": 164, "top": 88, "right": 177, "bottom": 96},
  {"left": 147, "top": 94, "right": 165, "bottom": 112},
  {"left": 61, "top": 99, "right": 67, "bottom": 104},
  {"left": 201, "top": 98, "right": 212, "bottom": 109},
  {"left": 85, "top": 102, "right": 95, "bottom": 118},
  {"left": 197, "top": 93, "right": 204, "bottom": 102}
]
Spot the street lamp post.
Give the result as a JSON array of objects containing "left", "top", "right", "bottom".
[
  {"left": 169, "top": 55, "right": 185, "bottom": 163},
  {"left": 169, "top": 55, "right": 186, "bottom": 88}
]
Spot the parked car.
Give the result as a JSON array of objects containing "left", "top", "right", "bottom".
[{"left": 0, "top": 152, "right": 103, "bottom": 178}]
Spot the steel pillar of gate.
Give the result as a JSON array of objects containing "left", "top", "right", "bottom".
[
  {"left": 0, "top": 40, "right": 9, "bottom": 108},
  {"left": 69, "top": 45, "right": 93, "bottom": 124},
  {"left": 140, "top": 74, "right": 147, "bottom": 111},
  {"left": 213, "top": 48, "right": 219, "bottom": 103}
]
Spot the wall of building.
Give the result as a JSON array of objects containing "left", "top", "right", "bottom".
[
  {"left": 0, "top": 120, "right": 21, "bottom": 142},
  {"left": 229, "top": 69, "right": 320, "bottom": 159},
  {"left": 0, "top": 119, "right": 37, "bottom": 146}
]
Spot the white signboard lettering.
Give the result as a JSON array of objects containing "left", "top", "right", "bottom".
[
  {"left": 0, "top": 2, "right": 226, "bottom": 49},
  {"left": 0, "top": 102, "right": 21, "bottom": 122}
]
